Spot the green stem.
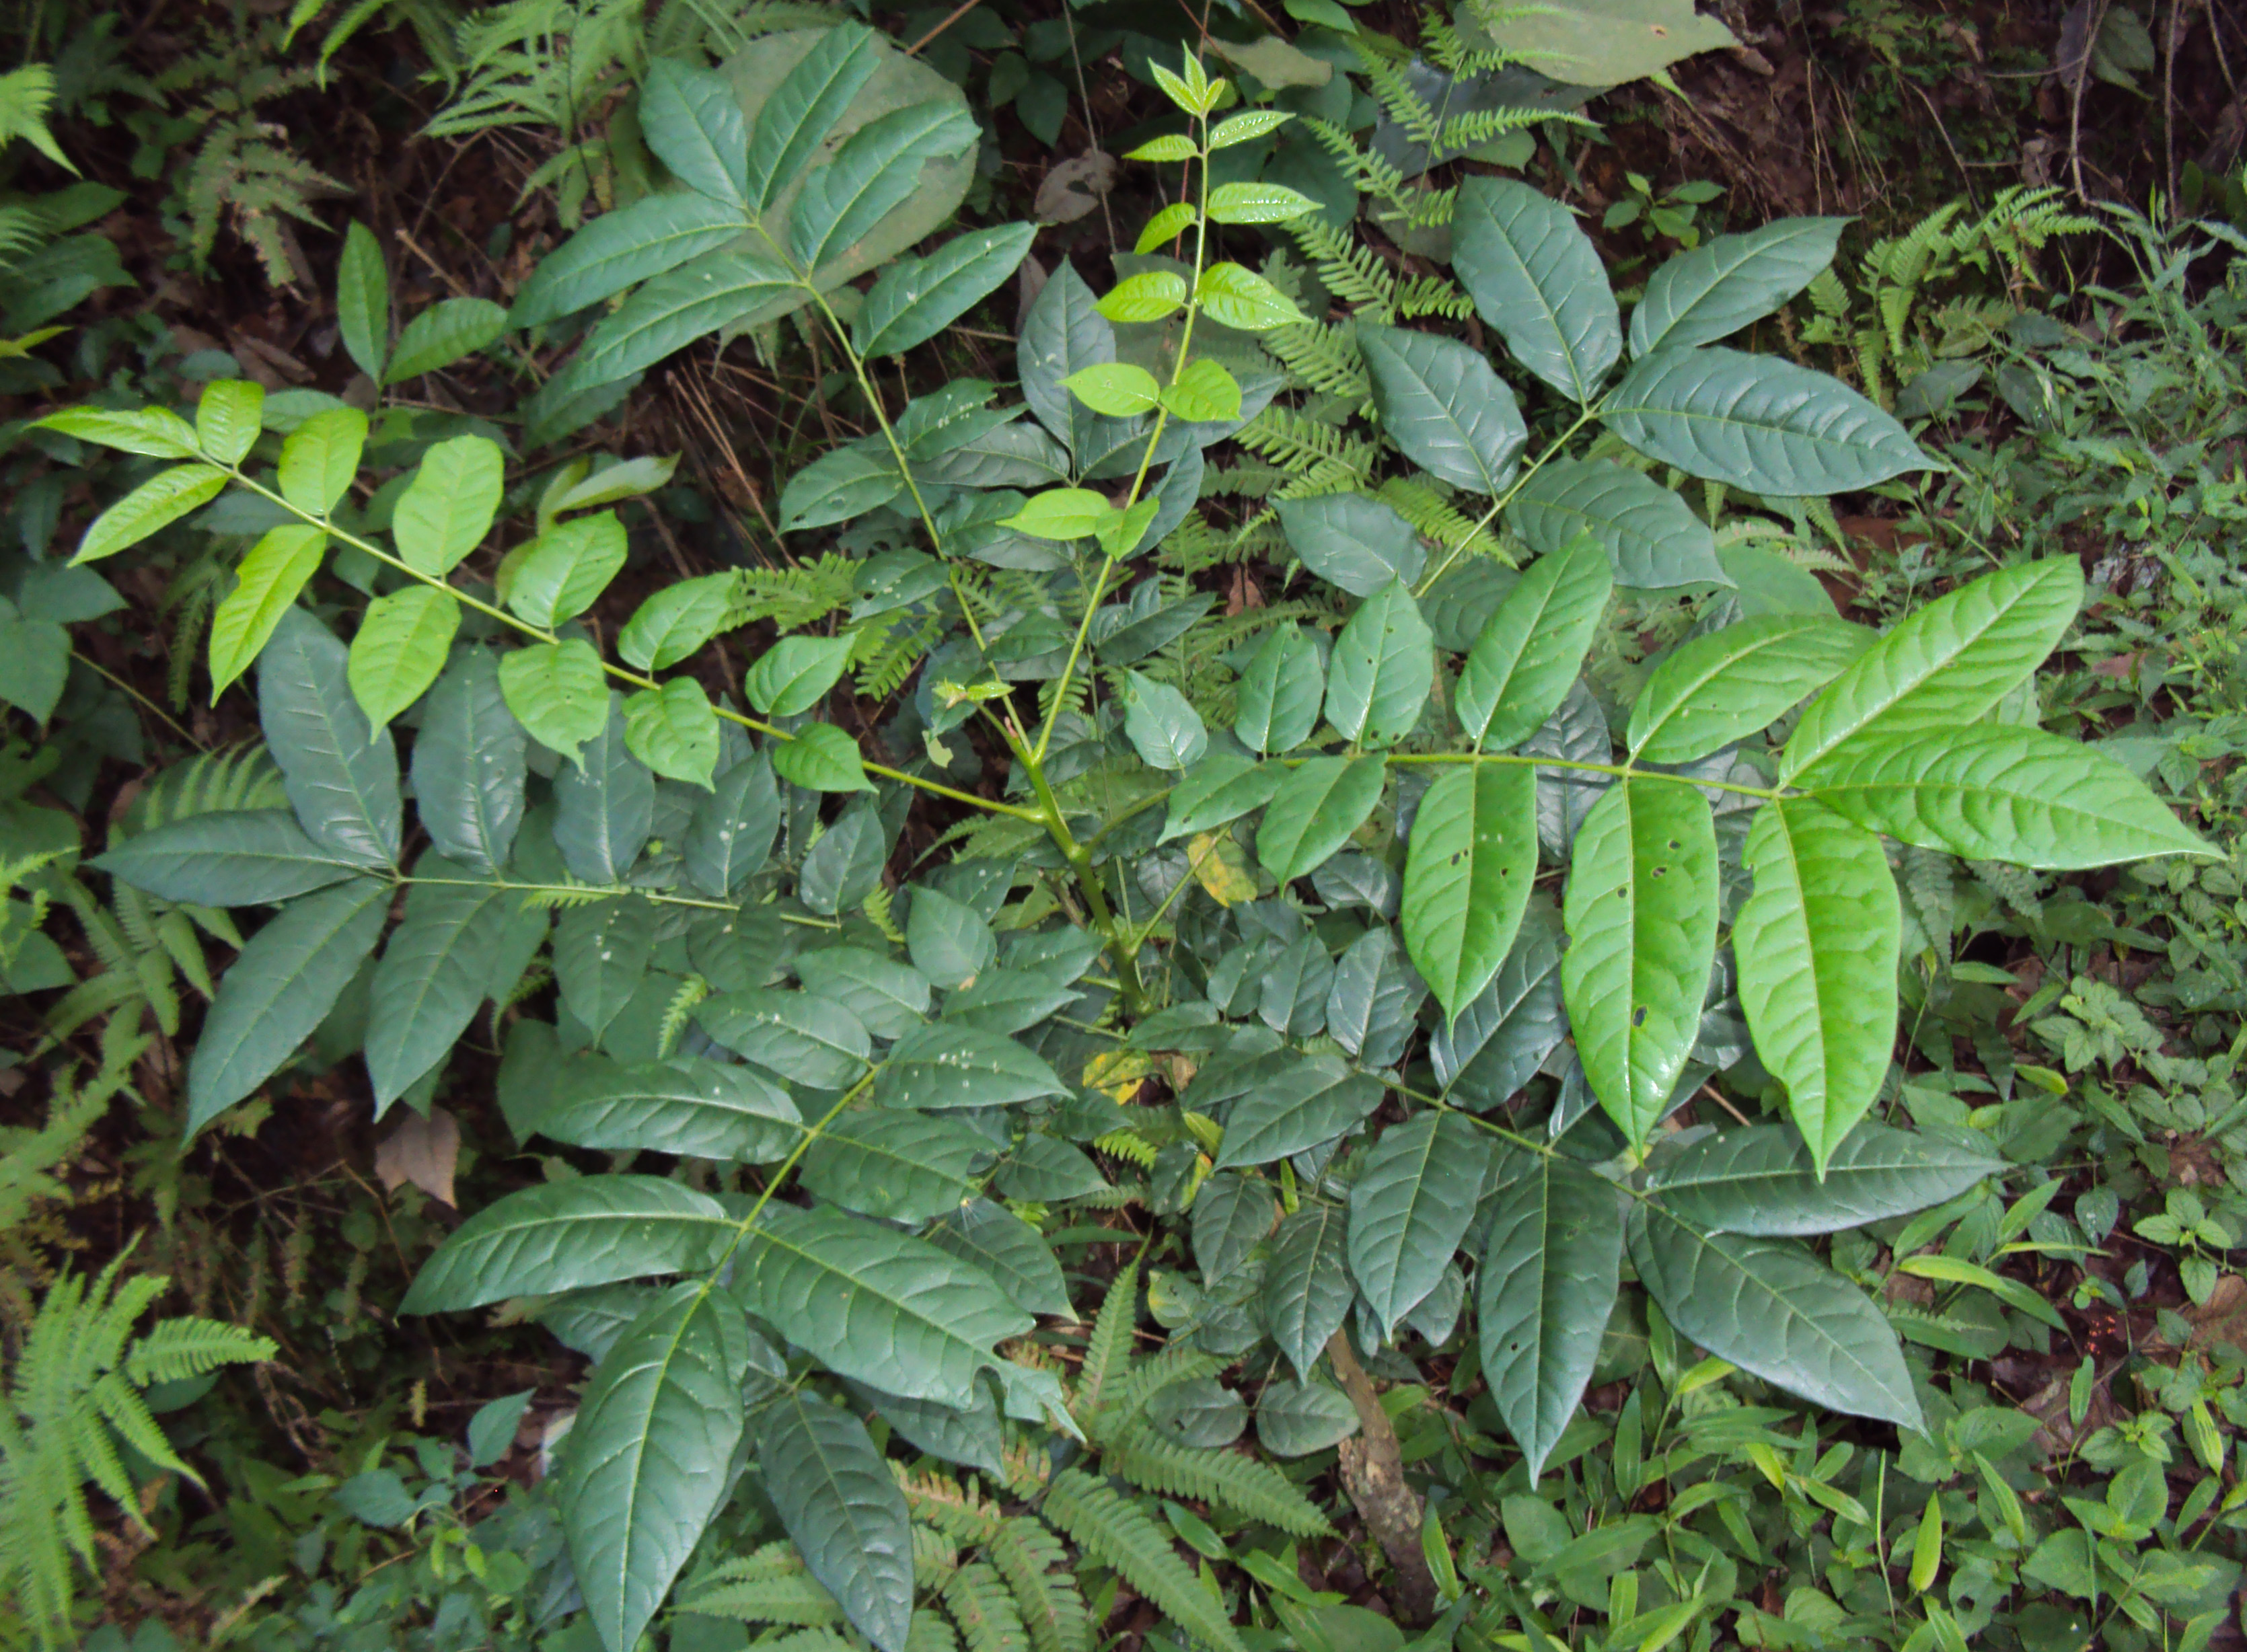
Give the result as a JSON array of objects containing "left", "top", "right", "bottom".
[
  {"left": 219, "top": 467, "right": 1047, "bottom": 825},
  {"left": 1387, "top": 749, "right": 1782, "bottom": 801},
  {"left": 1012, "top": 727, "right": 1146, "bottom": 1015},
  {"left": 1411, "top": 409, "right": 1596, "bottom": 599},
  {"left": 402, "top": 876, "right": 843, "bottom": 926}
]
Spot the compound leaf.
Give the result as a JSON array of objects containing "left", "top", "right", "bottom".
[
  {"left": 1403, "top": 765, "right": 1537, "bottom": 1023},
  {"left": 1455, "top": 533, "right": 1611, "bottom": 751},
  {"left": 400, "top": 1176, "right": 734, "bottom": 1312},
  {"left": 1452, "top": 176, "right": 1619, "bottom": 402},
  {"left": 1356, "top": 322, "right": 1526, "bottom": 494},
  {"left": 1347, "top": 1113, "right": 1489, "bottom": 1339},
  {"left": 763, "top": 1390, "right": 916, "bottom": 1652}
]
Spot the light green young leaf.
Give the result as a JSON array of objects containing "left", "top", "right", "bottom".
[
  {"left": 744, "top": 22, "right": 882, "bottom": 212},
  {"left": 1121, "top": 671, "right": 1207, "bottom": 770},
  {"left": 1733, "top": 798, "right": 1901, "bottom": 1170},
  {"left": 1627, "top": 615, "right": 1872, "bottom": 763},
  {"left": 1193, "top": 261, "right": 1306, "bottom": 330},
  {"left": 1206, "top": 181, "right": 1317, "bottom": 224},
  {"left": 640, "top": 58, "right": 751, "bottom": 208},
  {"left": 1627, "top": 1203, "right": 1921, "bottom": 1428},
  {"left": 347, "top": 585, "right": 460, "bottom": 730},
  {"left": 1126, "top": 134, "right": 1199, "bottom": 162},
  {"left": 508, "top": 195, "right": 750, "bottom": 329},
  {"left": 394, "top": 435, "right": 505, "bottom": 576},
  {"left": 72, "top": 463, "right": 227, "bottom": 562},
  {"left": 37, "top": 404, "right": 199, "bottom": 458},
  {"left": 195, "top": 379, "right": 265, "bottom": 465},
  {"left": 499, "top": 638, "right": 612, "bottom": 763},
  {"left": 744, "top": 633, "right": 856, "bottom": 716},
  {"left": 1258, "top": 754, "right": 1385, "bottom": 883},
  {"left": 548, "top": 455, "right": 681, "bottom": 517},
  {"left": 1647, "top": 1123, "right": 2005, "bottom": 1236},
  {"left": 1098, "top": 270, "right": 1189, "bottom": 324},
  {"left": 1506, "top": 456, "right": 1727, "bottom": 591},
  {"left": 736, "top": 1203, "right": 1033, "bottom": 1406},
  {"left": 1210, "top": 109, "right": 1291, "bottom": 147},
  {"left": 624, "top": 679, "right": 721, "bottom": 787},
  {"left": 1479, "top": 1146, "right": 1623, "bottom": 1482},
  {"left": 762, "top": 1391, "right": 916, "bottom": 1652},
  {"left": 383, "top": 297, "right": 507, "bottom": 385},
  {"left": 1327, "top": 579, "right": 1434, "bottom": 747},
  {"left": 1162, "top": 357, "right": 1242, "bottom": 425},
  {"left": 1003, "top": 487, "right": 1109, "bottom": 540},
  {"left": 856, "top": 222, "right": 1037, "bottom": 358},
  {"left": 278, "top": 407, "right": 367, "bottom": 517},
  {"left": 1455, "top": 533, "right": 1611, "bottom": 751},
  {"left": 1348, "top": 1113, "right": 1489, "bottom": 1339},
  {"left": 772, "top": 722, "right": 871, "bottom": 792},
  {"left": 1629, "top": 218, "right": 1849, "bottom": 357},
  {"left": 618, "top": 574, "right": 734, "bottom": 671},
  {"left": 185, "top": 877, "right": 390, "bottom": 1132},
  {"left": 1601, "top": 348, "right": 1930, "bottom": 495},
  {"left": 365, "top": 855, "right": 512, "bottom": 1107},
  {"left": 563, "top": 1285, "right": 754, "bottom": 1652},
  {"left": 1276, "top": 492, "right": 1424, "bottom": 598},
  {"left": 507, "top": 511, "right": 627, "bottom": 626},
  {"left": 1235, "top": 624, "right": 1323, "bottom": 754},
  {"left": 1356, "top": 322, "right": 1526, "bottom": 496},
  {"left": 1066, "top": 362, "right": 1162, "bottom": 417},
  {"left": 209, "top": 525, "right": 324, "bottom": 700},
  {"left": 1800, "top": 724, "right": 2215, "bottom": 868},
  {"left": 1403, "top": 765, "right": 1537, "bottom": 1024},
  {"left": 336, "top": 220, "right": 390, "bottom": 380},
  {"left": 1452, "top": 176, "right": 1620, "bottom": 403},
  {"left": 1561, "top": 778, "right": 1718, "bottom": 1148},
  {"left": 1781, "top": 558, "right": 2084, "bottom": 781},
  {"left": 1136, "top": 202, "right": 1198, "bottom": 252},
  {"left": 399, "top": 1176, "right": 735, "bottom": 1312}
]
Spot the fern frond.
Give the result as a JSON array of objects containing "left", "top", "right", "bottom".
[
  {"left": 1265, "top": 320, "right": 1369, "bottom": 402},
  {"left": 944, "top": 1561, "right": 1030, "bottom": 1652},
  {"left": 1076, "top": 1263, "right": 1140, "bottom": 1421},
  {"left": 862, "top": 885, "right": 907, "bottom": 946},
  {"left": 989, "top": 1518, "right": 1091, "bottom": 1652},
  {"left": 683, "top": 1542, "right": 844, "bottom": 1624},
  {"left": 897, "top": 1466, "right": 1005, "bottom": 1544},
  {"left": 1105, "top": 1423, "right": 1331, "bottom": 1538},
  {"left": 1288, "top": 216, "right": 1397, "bottom": 319},
  {"left": 1091, "top": 1129, "right": 1158, "bottom": 1170},
  {"left": 1090, "top": 1346, "right": 1227, "bottom": 1441},
  {"left": 1041, "top": 1470, "right": 1245, "bottom": 1652},
  {"left": 1376, "top": 477, "right": 1508, "bottom": 566},
  {"left": 727, "top": 555, "right": 864, "bottom": 633},
  {"left": 124, "top": 1316, "right": 272, "bottom": 1384}
]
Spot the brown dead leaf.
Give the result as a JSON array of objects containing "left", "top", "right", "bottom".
[
  {"left": 2188, "top": 1273, "right": 2247, "bottom": 1356},
  {"left": 1034, "top": 152, "right": 1117, "bottom": 225},
  {"left": 375, "top": 1108, "right": 460, "bottom": 1207}
]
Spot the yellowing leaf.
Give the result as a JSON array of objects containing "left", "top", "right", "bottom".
[{"left": 1190, "top": 830, "right": 1257, "bottom": 906}]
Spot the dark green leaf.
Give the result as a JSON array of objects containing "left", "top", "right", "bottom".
[
  {"left": 186, "top": 876, "right": 390, "bottom": 1132},
  {"left": 1234, "top": 624, "right": 1323, "bottom": 755},
  {"left": 1452, "top": 176, "right": 1621, "bottom": 402},
  {"left": 1629, "top": 219, "right": 1848, "bottom": 356},
  {"left": 383, "top": 297, "right": 505, "bottom": 385},
  {"left": 1506, "top": 457, "right": 1726, "bottom": 592},
  {"left": 562, "top": 1283, "right": 753, "bottom": 1652},
  {"left": 509, "top": 195, "right": 749, "bottom": 329},
  {"left": 1261, "top": 1204, "right": 1351, "bottom": 1380},
  {"left": 799, "top": 794, "right": 888, "bottom": 916},
  {"left": 1649, "top": 1123, "right": 2005, "bottom": 1236},
  {"left": 788, "top": 100, "right": 980, "bottom": 272},
  {"left": 259, "top": 607, "right": 400, "bottom": 868},
  {"left": 365, "top": 856, "right": 513, "bottom": 1108},
  {"left": 1430, "top": 903, "right": 1566, "bottom": 1107},
  {"left": 400, "top": 1176, "right": 735, "bottom": 1312},
  {"left": 554, "top": 698, "right": 655, "bottom": 881},
  {"left": 336, "top": 221, "right": 390, "bottom": 379},
  {"left": 1479, "top": 1146, "right": 1623, "bottom": 1482},
  {"left": 907, "top": 887, "right": 996, "bottom": 989},
  {"left": 412, "top": 650, "right": 526, "bottom": 875},
  {"left": 800, "top": 1107, "right": 990, "bottom": 1222},
  {"left": 1356, "top": 322, "right": 1526, "bottom": 494},
  {"left": 1348, "top": 1113, "right": 1489, "bottom": 1339},
  {"left": 1626, "top": 1203, "right": 1921, "bottom": 1427},
  {"left": 762, "top": 1390, "right": 916, "bottom": 1652},
  {"left": 745, "top": 23, "right": 881, "bottom": 213},
  {"left": 697, "top": 988, "right": 872, "bottom": 1086},
  {"left": 877, "top": 1022, "right": 1066, "bottom": 1109},
  {"left": 1215, "top": 1054, "right": 1383, "bottom": 1168},
  {"left": 737, "top": 1203, "right": 1032, "bottom": 1406},
  {"left": 685, "top": 751, "right": 780, "bottom": 896},
  {"left": 926, "top": 1199, "right": 1070, "bottom": 1318},
  {"left": 1324, "top": 927, "right": 1426, "bottom": 1069},
  {"left": 555, "top": 899, "right": 659, "bottom": 1043},
  {"left": 641, "top": 59, "right": 750, "bottom": 207},
  {"left": 1276, "top": 492, "right": 1426, "bottom": 598},
  {"left": 1162, "top": 753, "right": 1279, "bottom": 843},
  {"left": 575, "top": 250, "right": 798, "bottom": 385},
  {"left": 1193, "top": 1173, "right": 1279, "bottom": 1284},
  {"left": 95, "top": 809, "right": 361, "bottom": 905},
  {"left": 856, "top": 222, "right": 1037, "bottom": 357},
  {"left": 526, "top": 1054, "right": 802, "bottom": 1162},
  {"left": 1601, "top": 348, "right": 1930, "bottom": 495},
  {"left": 795, "top": 946, "right": 930, "bottom": 1040}
]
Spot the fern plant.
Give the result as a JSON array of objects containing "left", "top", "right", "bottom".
[
  {"left": 42, "top": 19, "right": 2221, "bottom": 1652},
  {"left": 0, "top": 1252, "right": 272, "bottom": 1646}
]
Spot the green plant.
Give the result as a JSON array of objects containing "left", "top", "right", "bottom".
[
  {"left": 0, "top": 1251, "right": 272, "bottom": 1647},
  {"left": 1601, "top": 171, "right": 1723, "bottom": 250},
  {"left": 42, "top": 23, "right": 2229, "bottom": 1652}
]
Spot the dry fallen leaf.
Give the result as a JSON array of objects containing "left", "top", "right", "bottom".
[
  {"left": 1034, "top": 152, "right": 1117, "bottom": 225},
  {"left": 375, "top": 1107, "right": 460, "bottom": 1207}
]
